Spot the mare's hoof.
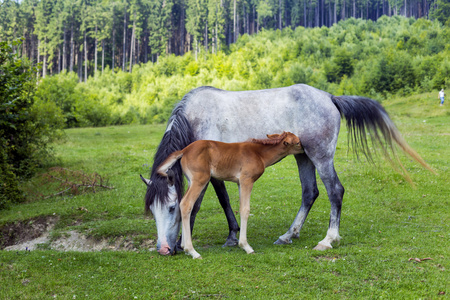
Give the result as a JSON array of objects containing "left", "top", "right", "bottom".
[
  {"left": 274, "top": 238, "right": 292, "bottom": 245},
  {"left": 194, "top": 256, "right": 203, "bottom": 260},
  {"left": 223, "top": 238, "right": 239, "bottom": 247},
  {"left": 313, "top": 243, "right": 332, "bottom": 251}
]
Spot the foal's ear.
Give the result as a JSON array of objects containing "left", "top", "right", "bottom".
[
  {"left": 267, "top": 133, "right": 280, "bottom": 139},
  {"left": 140, "top": 175, "right": 152, "bottom": 186},
  {"left": 167, "top": 169, "right": 175, "bottom": 187}
]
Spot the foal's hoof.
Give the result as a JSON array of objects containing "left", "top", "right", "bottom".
[
  {"left": 222, "top": 238, "right": 239, "bottom": 247},
  {"left": 274, "top": 238, "right": 292, "bottom": 245},
  {"left": 313, "top": 243, "right": 332, "bottom": 251}
]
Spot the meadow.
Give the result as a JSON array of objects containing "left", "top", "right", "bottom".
[{"left": 0, "top": 92, "right": 449, "bottom": 299}]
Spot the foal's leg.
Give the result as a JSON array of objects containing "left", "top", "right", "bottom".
[
  {"left": 210, "top": 178, "right": 240, "bottom": 247},
  {"left": 275, "top": 153, "right": 320, "bottom": 245},
  {"left": 237, "top": 180, "right": 255, "bottom": 254},
  {"left": 176, "top": 184, "right": 208, "bottom": 251},
  {"left": 313, "top": 159, "right": 344, "bottom": 250},
  {"left": 180, "top": 181, "right": 209, "bottom": 259}
]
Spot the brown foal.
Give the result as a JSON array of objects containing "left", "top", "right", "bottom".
[{"left": 156, "top": 131, "right": 304, "bottom": 259}]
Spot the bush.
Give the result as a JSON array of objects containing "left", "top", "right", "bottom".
[
  {"left": 367, "top": 51, "right": 415, "bottom": 94},
  {"left": 34, "top": 72, "right": 80, "bottom": 127},
  {"left": 0, "top": 39, "right": 64, "bottom": 210},
  {"left": 0, "top": 147, "right": 23, "bottom": 210}
]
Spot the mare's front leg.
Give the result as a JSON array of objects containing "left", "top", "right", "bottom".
[
  {"left": 238, "top": 180, "right": 255, "bottom": 254},
  {"left": 210, "top": 178, "right": 240, "bottom": 247},
  {"left": 275, "top": 153, "right": 319, "bottom": 245},
  {"left": 180, "top": 181, "right": 209, "bottom": 259}
]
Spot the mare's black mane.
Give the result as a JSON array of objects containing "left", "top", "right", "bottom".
[{"left": 144, "top": 100, "right": 195, "bottom": 211}]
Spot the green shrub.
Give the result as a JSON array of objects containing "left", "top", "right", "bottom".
[{"left": 0, "top": 39, "right": 63, "bottom": 209}]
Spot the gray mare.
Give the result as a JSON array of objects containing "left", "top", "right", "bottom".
[{"left": 142, "top": 84, "right": 432, "bottom": 256}]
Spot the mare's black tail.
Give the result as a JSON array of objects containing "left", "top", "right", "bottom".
[{"left": 331, "top": 95, "right": 434, "bottom": 176}]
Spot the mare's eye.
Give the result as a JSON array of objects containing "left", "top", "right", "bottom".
[{"left": 169, "top": 205, "right": 176, "bottom": 213}]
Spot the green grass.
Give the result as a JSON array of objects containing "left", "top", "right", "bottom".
[{"left": 1, "top": 94, "right": 449, "bottom": 299}]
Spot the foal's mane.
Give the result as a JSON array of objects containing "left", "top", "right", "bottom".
[{"left": 250, "top": 132, "right": 287, "bottom": 145}]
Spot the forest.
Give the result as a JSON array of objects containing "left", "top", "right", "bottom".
[
  {"left": 28, "top": 16, "right": 450, "bottom": 127},
  {"left": 0, "top": 0, "right": 448, "bottom": 80}
]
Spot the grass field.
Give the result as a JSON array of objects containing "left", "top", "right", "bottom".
[{"left": 1, "top": 92, "right": 449, "bottom": 299}]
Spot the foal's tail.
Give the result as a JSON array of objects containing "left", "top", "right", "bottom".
[
  {"left": 157, "top": 151, "right": 184, "bottom": 178},
  {"left": 331, "top": 95, "right": 435, "bottom": 180}
]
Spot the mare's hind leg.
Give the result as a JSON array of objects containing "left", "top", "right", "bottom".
[
  {"left": 210, "top": 178, "right": 240, "bottom": 247},
  {"left": 275, "top": 153, "right": 319, "bottom": 245},
  {"left": 313, "top": 159, "right": 344, "bottom": 250}
]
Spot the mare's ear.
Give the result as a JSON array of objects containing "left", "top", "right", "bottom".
[
  {"left": 140, "top": 175, "right": 152, "bottom": 186},
  {"left": 267, "top": 133, "right": 280, "bottom": 139},
  {"left": 167, "top": 169, "right": 175, "bottom": 187}
]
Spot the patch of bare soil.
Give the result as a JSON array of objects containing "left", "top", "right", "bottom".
[
  {"left": 0, "top": 216, "right": 156, "bottom": 252},
  {"left": 0, "top": 216, "right": 58, "bottom": 250}
]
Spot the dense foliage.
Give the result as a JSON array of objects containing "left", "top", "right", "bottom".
[
  {"left": 33, "top": 16, "right": 449, "bottom": 127},
  {"left": 0, "top": 0, "right": 448, "bottom": 81},
  {"left": 0, "top": 40, "right": 64, "bottom": 210}
]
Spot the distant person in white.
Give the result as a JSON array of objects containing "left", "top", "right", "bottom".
[{"left": 439, "top": 89, "right": 444, "bottom": 106}]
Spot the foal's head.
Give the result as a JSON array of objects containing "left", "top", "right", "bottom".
[{"left": 252, "top": 131, "right": 304, "bottom": 154}]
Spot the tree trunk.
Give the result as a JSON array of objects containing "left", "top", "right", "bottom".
[
  {"left": 304, "top": 0, "right": 307, "bottom": 27},
  {"left": 37, "top": 39, "right": 40, "bottom": 78},
  {"left": 122, "top": 7, "right": 127, "bottom": 71},
  {"left": 70, "top": 20, "right": 74, "bottom": 72},
  {"left": 181, "top": 0, "right": 185, "bottom": 55},
  {"left": 144, "top": 31, "right": 148, "bottom": 63},
  {"left": 137, "top": 34, "right": 140, "bottom": 64},
  {"left": 112, "top": 21, "right": 115, "bottom": 72},
  {"left": 233, "top": 0, "right": 236, "bottom": 43},
  {"left": 216, "top": 19, "right": 219, "bottom": 53},
  {"left": 205, "top": 19, "right": 208, "bottom": 53},
  {"left": 58, "top": 47, "right": 61, "bottom": 73},
  {"left": 95, "top": 25, "right": 98, "bottom": 75},
  {"left": 84, "top": 32, "right": 87, "bottom": 82},
  {"left": 334, "top": 0, "right": 337, "bottom": 24},
  {"left": 343, "top": 0, "right": 346, "bottom": 20},
  {"left": 43, "top": 45, "right": 47, "bottom": 78},
  {"left": 129, "top": 16, "right": 135, "bottom": 73},
  {"left": 102, "top": 39, "right": 105, "bottom": 73},
  {"left": 63, "top": 25, "right": 67, "bottom": 71},
  {"left": 353, "top": 0, "right": 356, "bottom": 17},
  {"left": 78, "top": 48, "right": 82, "bottom": 82},
  {"left": 252, "top": 6, "right": 255, "bottom": 34},
  {"left": 279, "top": 0, "right": 282, "bottom": 29}
]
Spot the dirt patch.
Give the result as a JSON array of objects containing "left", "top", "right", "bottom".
[
  {"left": 1, "top": 216, "right": 156, "bottom": 252},
  {"left": 0, "top": 216, "right": 58, "bottom": 250}
]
